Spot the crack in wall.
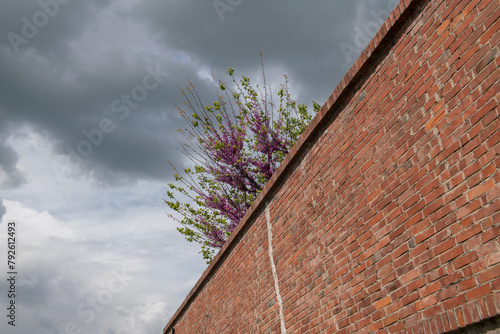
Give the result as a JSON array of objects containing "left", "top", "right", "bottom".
[{"left": 265, "top": 203, "right": 287, "bottom": 334}]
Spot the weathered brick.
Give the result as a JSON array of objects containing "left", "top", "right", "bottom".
[
  {"left": 477, "top": 264, "right": 500, "bottom": 283},
  {"left": 416, "top": 295, "right": 438, "bottom": 311},
  {"left": 465, "top": 285, "right": 492, "bottom": 301},
  {"left": 453, "top": 252, "right": 479, "bottom": 269}
]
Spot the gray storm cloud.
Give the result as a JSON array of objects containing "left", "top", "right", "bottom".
[
  {"left": 0, "top": 129, "right": 26, "bottom": 189},
  {"left": 0, "top": 0, "right": 396, "bottom": 186},
  {"left": 0, "top": 198, "right": 6, "bottom": 221}
]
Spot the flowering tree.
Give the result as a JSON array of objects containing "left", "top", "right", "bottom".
[{"left": 166, "top": 63, "right": 319, "bottom": 262}]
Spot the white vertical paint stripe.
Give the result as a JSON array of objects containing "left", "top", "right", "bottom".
[{"left": 265, "top": 203, "right": 287, "bottom": 334}]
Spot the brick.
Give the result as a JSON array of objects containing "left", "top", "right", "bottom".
[
  {"left": 423, "top": 198, "right": 445, "bottom": 216},
  {"left": 456, "top": 224, "right": 482, "bottom": 243},
  {"left": 433, "top": 237, "right": 456, "bottom": 256},
  {"left": 458, "top": 278, "right": 477, "bottom": 292},
  {"left": 425, "top": 106, "right": 447, "bottom": 132},
  {"left": 457, "top": 198, "right": 482, "bottom": 219},
  {"left": 416, "top": 295, "right": 438, "bottom": 311},
  {"left": 419, "top": 281, "right": 440, "bottom": 298},
  {"left": 453, "top": 252, "right": 479, "bottom": 270},
  {"left": 485, "top": 252, "right": 500, "bottom": 266},
  {"left": 402, "top": 291, "right": 419, "bottom": 306},
  {"left": 376, "top": 296, "right": 392, "bottom": 310},
  {"left": 440, "top": 245, "right": 465, "bottom": 264},
  {"left": 383, "top": 313, "right": 399, "bottom": 327},
  {"left": 465, "top": 285, "right": 491, "bottom": 301},
  {"left": 441, "top": 271, "right": 465, "bottom": 287},
  {"left": 467, "top": 178, "right": 496, "bottom": 200},
  {"left": 437, "top": 284, "right": 460, "bottom": 302},
  {"left": 443, "top": 295, "right": 466, "bottom": 311},
  {"left": 480, "top": 226, "right": 500, "bottom": 243},
  {"left": 477, "top": 264, "right": 500, "bottom": 283}
]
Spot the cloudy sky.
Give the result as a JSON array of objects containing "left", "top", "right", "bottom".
[{"left": 0, "top": 0, "right": 398, "bottom": 333}]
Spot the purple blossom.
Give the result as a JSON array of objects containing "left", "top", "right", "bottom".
[{"left": 170, "top": 70, "right": 314, "bottom": 256}]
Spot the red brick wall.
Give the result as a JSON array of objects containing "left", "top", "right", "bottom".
[{"left": 164, "top": 0, "right": 500, "bottom": 332}]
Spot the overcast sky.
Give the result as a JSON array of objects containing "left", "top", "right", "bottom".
[{"left": 0, "top": 1, "right": 397, "bottom": 333}]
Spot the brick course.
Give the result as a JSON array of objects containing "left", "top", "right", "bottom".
[{"left": 164, "top": 0, "right": 500, "bottom": 332}]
